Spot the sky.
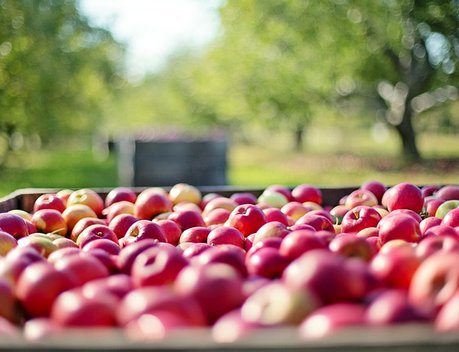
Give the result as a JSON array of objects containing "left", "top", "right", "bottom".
[{"left": 78, "top": 0, "right": 222, "bottom": 79}]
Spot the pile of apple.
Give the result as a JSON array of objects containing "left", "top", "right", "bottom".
[{"left": 1, "top": 181, "right": 459, "bottom": 343}]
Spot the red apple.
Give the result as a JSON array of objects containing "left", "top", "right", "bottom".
[
  {"left": 435, "top": 291, "right": 459, "bottom": 332},
  {"left": 56, "top": 189, "right": 73, "bottom": 206},
  {"left": 360, "top": 180, "right": 386, "bottom": 203},
  {"left": 207, "top": 226, "right": 245, "bottom": 248},
  {"left": 17, "top": 234, "right": 58, "bottom": 258},
  {"left": 117, "top": 239, "right": 159, "bottom": 274},
  {"left": 174, "top": 263, "right": 245, "bottom": 324},
  {"left": 0, "top": 213, "right": 29, "bottom": 239},
  {"left": 0, "top": 278, "right": 16, "bottom": 323},
  {"left": 182, "top": 243, "right": 213, "bottom": 259},
  {"left": 442, "top": 207, "right": 459, "bottom": 228},
  {"left": 131, "top": 245, "right": 188, "bottom": 287},
  {"left": 108, "top": 214, "right": 138, "bottom": 239},
  {"left": 16, "top": 261, "right": 75, "bottom": 317},
  {"left": 122, "top": 220, "right": 166, "bottom": 247},
  {"left": 262, "top": 207, "right": 289, "bottom": 225},
  {"left": 295, "top": 214, "right": 335, "bottom": 233},
  {"left": 70, "top": 217, "right": 106, "bottom": 242},
  {"left": 202, "top": 197, "right": 238, "bottom": 215},
  {"left": 33, "top": 194, "right": 66, "bottom": 213},
  {"left": 82, "top": 238, "right": 120, "bottom": 255},
  {"left": 424, "top": 197, "right": 444, "bottom": 217},
  {"left": 168, "top": 210, "right": 206, "bottom": 231},
  {"left": 76, "top": 224, "right": 118, "bottom": 248},
  {"left": 153, "top": 219, "right": 182, "bottom": 245},
  {"left": 279, "top": 229, "right": 327, "bottom": 260},
  {"left": 135, "top": 188, "right": 173, "bottom": 220},
  {"left": 329, "top": 205, "right": 350, "bottom": 225},
  {"left": 423, "top": 224, "right": 458, "bottom": 238},
  {"left": 345, "top": 189, "right": 378, "bottom": 209},
  {"left": 299, "top": 303, "right": 366, "bottom": 339},
  {"left": 419, "top": 217, "right": 442, "bottom": 236},
  {"left": 416, "top": 235, "right": 459, "bottom": 259},
  {"left": 246, "top": 247, "right": 289, "bottom": 279},
  {"left": 421, "top": 184, "right": 440, "bottom": 198},
  {"left": 31, "top": 209, "right": 67, "bottom": 236},
  {"left": 203, "top": 208, "right": 231, "bottom": 226},
  {"left": 103, "top": 201, "right": 135, "bottom": 223},
  {"left": 2, "top": 247, "right": 45, "bottom": 284},
  {"left": 54, "top": 252, "right": 109, "bottom": 287},
  {"left": 436, "top": 185, "right": 459, "bottom": 201},
  {"left": 196, "top": 245, "right": 247, "bottom": 277},
  {"left": 51, "top": 288, "right": 117, "bottom": 327},
  {"left": 252, "top": 221, "right": 290, "bottom": 245},
  {"left": 82, "top": 274, "right": 134, "bottom": 301},
  {"left": 281, "top": 202, "right": 310, "bottom": 222},
  {"left": 340, "top": 206, "right": 382, "bottom": 233},
  {"left": 230, "top": 192, "right": 257, "bottom": 205},
  {"left": 291, "top": 184, "right": 322, "bottom": 205},
  {"left": 67, "top": 189, "right": 104, "bottom": 217},
  {"left": 104, "top": 187, "right": 137, "bottom": 207},
  {"left": 179, "top": 226, "right": 210, "bottom": 244},
  {"left": 329, "top": 234, "right": 375, "bottom": 261},
  {"left": 383, "top": 183, "right": 424, "bottom": 213},
  {"left": 377, "top": 214, "right": 421, "bottom": 244}
]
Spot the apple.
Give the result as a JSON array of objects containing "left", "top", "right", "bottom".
[
  {"left": 76, "top": 224, "right": 118, "bottom": 248},
  {"left": 56, "top": 189, "right": 73, "bottom": 206},
  {"left": 47, "top": 247, "right": 81, "bottom": 265},
  {"left": 299, "top": 303, "right": 366, "bottom": 339},
  {"left": 182, "top": 243, "right": 213, "bottom": 259},
  {"left": 62, "top": 204, "right": 97, "bottom": 232},
  {"left": 252, "top": 221, "right": 290, "bottom": 245},
  {"left": 435, "top": 291, "right": 459, "bottom": 332},
  {"left": 33, "top": 194, "right": 66, "bottom": 213},
  {"left": 383, "top": 183, "right": 424, "bottom": 213},
  {"left": 179, "top": 226, "right": 210, "bottom": 244},
  {"left": 134, "top": 188, "right": 173, "bottom": 220},
  {"left": 266, "top": 185, "right": 293, "bottom": 202},
  {"left": 262, "top": 207, "right": 289, "bottom": 225},
  {"left": 424, "top": 197, "right": 444, "bottom": 217},
  {"left": 279, "top": 229, "right": 327, "bottom": 260},
  {"left": 203, "top": 208, "right": 231, "bottom": 226},
  {"left": 257, "top": 190, "right": 288, "bottom": 208},
  {"left": 103, "top": 201, "right": 135, "bottom": 223},
  {"left": 409, "top": 251, "right": 459, "bottom": 316},
  {"left": 117, "top": 239, "right": 159, "bottom": 274},
  {"left": 67, "top": 189, "right": 104, "bottom": 217},
  {"left": 360, "top": 180, "right": 386, "bottom": 203},
  {"left": 197, "top": 245, "right": 247, "bottom": 277},
  {"left": 366, "top": 289, "right": 427, "bottom": 325},
  {"left": 356, "top": 227, "right": 379, "bottom": 238},
  {"left": 329, "top": 205, "right": 350, "bottom": 225},
  {"left": 246, "top": 247, "right": 289, "bottom": 279},
  {"left": 122, "top": 220, "right": 166, "bottom": 247},
  {"left": 23, "top": 318, "right": 61, "bottom": 341},
  {"left": 0, "top": 231, "right": 17, "bottom": 256},
  {"left": 7, "top": 209, "right": 32, "bottom": 222},
  {"left": 168, "top": 183, "right": 202, "bottom": 205},
  {"left": 283, "top": 250, "right": 366, "bottom": 304},
  {"left": 70, "top": 217, "right": 106, "bottom": 242},
  {"left": 16, "top": 261, "right": 75, "bottom": 317},
  {"left": 212, "top": 309, "right": 261, "bottom": 343},
  {"left": 225, "top": 204, "right": 267, "bottom": 238},
  {"left": 416, "top": 235, "right": 459, "bottom": 259},
  {"left": 442, "top": 207, "right": 459, "bottom": 228},
  {"left": 17, "top": 235, "right": 58, "bottom": 258},
  {"left": 435, "top": 200, "right": 459, "bottom": 219},
  {"left": 108, "top": 214, "right": 138, "bottom": 240},
  {"left": 54, "top": 252, "right": 109, "bottom": 287},
  {"left": 419, "top": 217, "right": 442, "bottom": 236},
  {"left": 241, "top": 281, "right": 318, "bottom": 326},
  {"left": 344, "top": 189, "right": 378, "bottom": 209},
  {"left": 51, "top": 288, "right": 117, "bottom": 327},
  {"left": 81, "top": 238, "right": 120, "bottom": 256},
  {"left": 340, "top": 206, "right": 382, "bottom": 233},
  {"left": 174, "top": 263, "right": 245, "bottom": 324},
  {"left": 168, "top": 210, "right": 206, "bottom": 231},
  {"left": 104, "top": 187, "right": 137, "bottom": 207},
  {"left": 207, "top": 226, "right": 245, "bottom": 248},
  {"left": 370, "top": 245, "right": 421, "bottom": 290},
  {"left": 203, "top": 197, "right": 238, "bottom": 215},
  {"left": 131, "top": 245, "right": 188, "bottom": 287},
  {"left": 230, "top": 192, "right": 257, "bottom": 205},
  {"left": 291, "top": 184, "right": 322, "bottom": 205},
  {"left": 295, "top": 214, "right": 335, "bottom": 233},
  {"left": 421, "top": 184, "right": 440, "bottom": 198},
  {"left": 153, "top": 219, "right": 182, "bottom": 246},
  {"left": 2, "top": 247, "right": 45, "bottom": 284},
  {"left": 82, "top": 274, "right": 134, "bottom": 301},
  {"left": 329, "top": 234, "right": 375, "bottom": 261},
  {"left": 0, "top": 278, "right": 16, "bottom": 323},
  {"left": 31, "top": 209, "right": 67, "bottom": 236},
  {"left": 436, "top": 185, "right": 459, "bottom": 201},
  {"left": 281, "top": 202, "right": 310, "bottom": 222},
  {"left": 200, "top": 192, "right": 221, "bottom": 209},
  {"left": 0, "top": 213, "right": 29, "bottom": 239},
  {"left": 173, "top": 202, "right": 202, "bottom": 214},
  {"left": 377, "top": 214, "right": 421, "bottom": 244},
  {"left": 423, "top": 225, "right": 458, "bottom": 238}
]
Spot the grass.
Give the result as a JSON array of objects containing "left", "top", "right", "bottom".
[{"left": 0, "top": 129, "right": 458, "bottom": 197}]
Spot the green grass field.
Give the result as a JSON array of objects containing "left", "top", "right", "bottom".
[{"left": 0, "top": 130, "right": 457, "bottom": 197}]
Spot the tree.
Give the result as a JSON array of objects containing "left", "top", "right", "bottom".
[
  {"left": 0, "top": 0, "right": 125, "bottom": 152},
  {"left": 213, "top": 0, "right": 459, "bottom": 159}
]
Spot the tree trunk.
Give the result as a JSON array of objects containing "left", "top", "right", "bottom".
[
  {"left": 293, "top": 123, "right": 304, "bottom": 151},
  {"left": 393, "top": 105, "right": 421, "bottom": 162}
]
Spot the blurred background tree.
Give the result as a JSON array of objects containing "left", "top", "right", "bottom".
[{"left": 0, "top": 0, "right": 124, "bottom": 163}]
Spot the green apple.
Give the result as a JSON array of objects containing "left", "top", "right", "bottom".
[
  {"left": 435, "top": 200, "right": 459, "bottom": 219},
  {"left": 257, "top": 190, "right": 288, "bottom": 208}
]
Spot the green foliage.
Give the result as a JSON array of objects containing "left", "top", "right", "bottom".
[{"left": 0, "top": 0, "right": 125, "bottom": 146}]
